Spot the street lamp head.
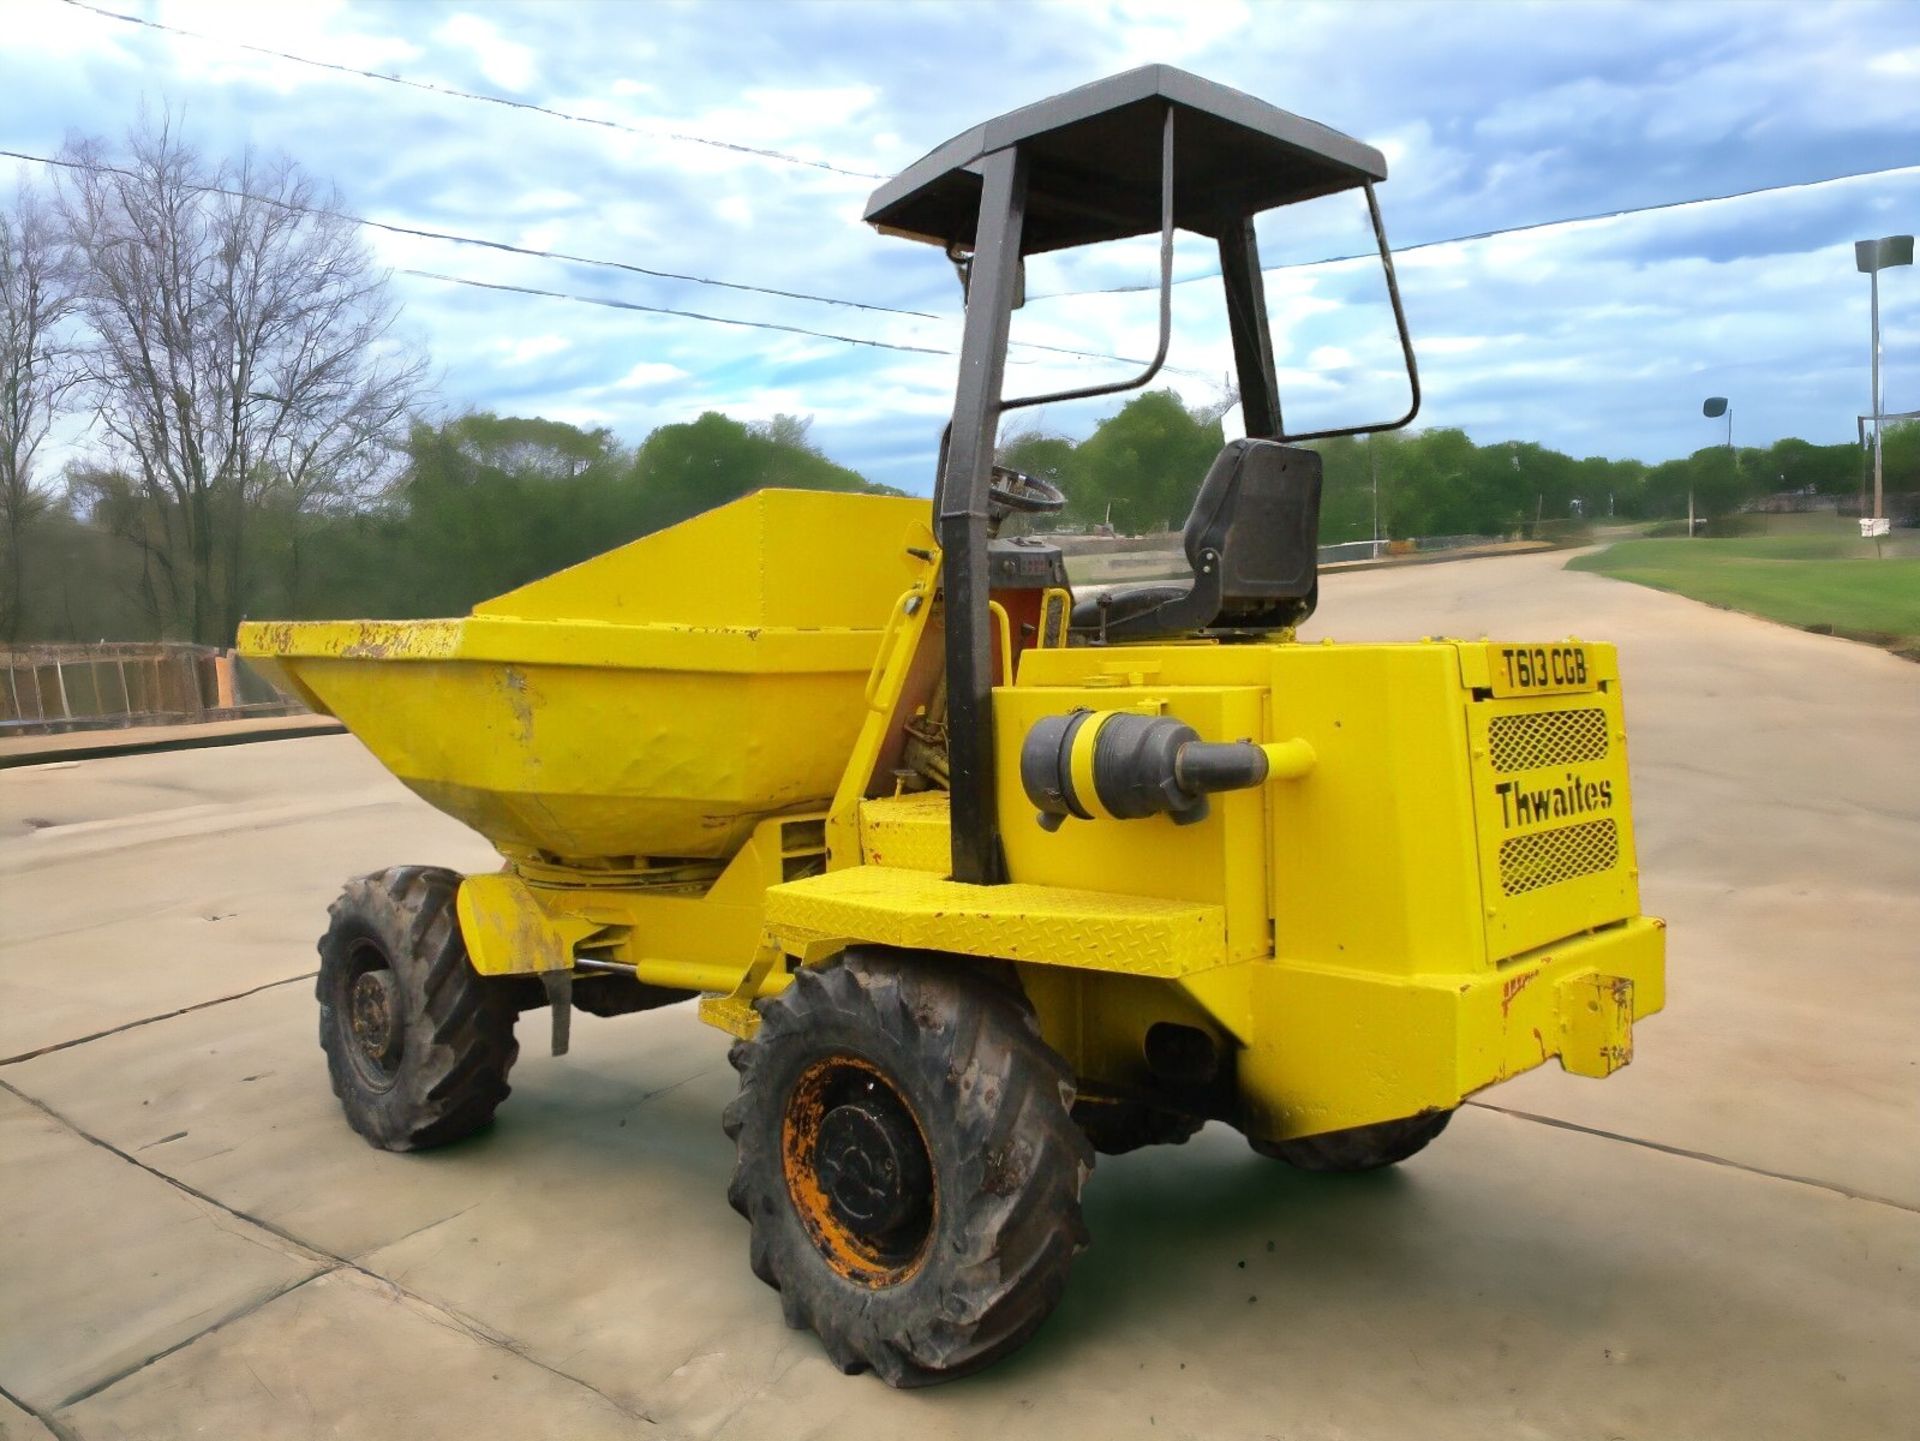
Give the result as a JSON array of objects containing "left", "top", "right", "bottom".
[
  {"left": 1856, "top": 235, "right": 1915, "bottom": 274},
  {"left": 1701, "top": 397, "right": 1728, "bottom": 418}
]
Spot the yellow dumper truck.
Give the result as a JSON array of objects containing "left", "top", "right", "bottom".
[{"left": 243, "top": 67, "right": 1663, "bottom": 1385}]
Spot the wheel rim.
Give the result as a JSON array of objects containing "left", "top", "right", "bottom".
[
  {"left": 781, "top": 1055, "right": 935, "bottom": 1286},
  {"left": 341, "top": 939, "right": 404, "bottom": 1090}
]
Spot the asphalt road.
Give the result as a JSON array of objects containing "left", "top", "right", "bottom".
[{"left": 1, "top": 549, "right": 1915, "bottom": 1440}]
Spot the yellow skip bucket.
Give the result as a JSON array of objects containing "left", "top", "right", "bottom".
[{"left": 239, "top": 489, "right": 932, "bottom": 864}]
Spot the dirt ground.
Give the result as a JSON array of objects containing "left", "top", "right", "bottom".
[{"left": 1, "top": 549, "right": 1915, "bottom": 1440}]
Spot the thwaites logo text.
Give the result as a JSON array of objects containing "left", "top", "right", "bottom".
[{"left": 1493, "top": 769, "right": 1614, "bottom": 829}]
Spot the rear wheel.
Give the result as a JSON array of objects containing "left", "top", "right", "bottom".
[
  {"left": 1249, "top": 1110, "right": 1453, "bottom": 1172},
  {"left": 317, "top": 866, "right": 519, "bottom": 1151},
  {"left": 724, "top": 950, "right": 1091, "bottom": 1386}
]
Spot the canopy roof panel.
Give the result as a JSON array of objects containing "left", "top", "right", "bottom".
[{"left": 864, "top": 66, "right": 1386, "bottom": 256}]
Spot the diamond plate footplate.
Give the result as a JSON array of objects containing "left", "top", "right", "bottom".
[
  {"left": 763, "top": 865, "right": 1227, "bottom": 977},
  {"left": 858, "top": 793, "right": 954, "bottom": 874}
]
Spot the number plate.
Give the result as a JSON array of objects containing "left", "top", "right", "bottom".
[{"left": 1490, "top": 643, "right": 1598, "bottom": 697}]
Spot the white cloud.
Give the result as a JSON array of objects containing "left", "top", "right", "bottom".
[
  {"left": 607, "top": 361, "right": 690, "bottom": 391},
  {"left": 506, "top": 188, "right": 584, "bottom": 213},
  {"left": 10, "top": 0, "right": 1920, "bottom": 491},
  {"left": 202, "top": 4, "right": 419, "bottom": 94},
  {"left": 540, "top": 404, "right": 616, "bottom": 428},
  {"left": 434, "top": 14, "right": 538, "bottom": 93},
  {"left": 1071, "top": 0, "right": 1253, "bottom": 65},
  {"left": 5, "top": 0, "right": 136, "bottom": 59},
  {"left": 499, "top": 335, "right": 571, "bottom": 365}
]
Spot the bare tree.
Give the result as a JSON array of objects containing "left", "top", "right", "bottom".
[
  {"left": 58, "top": 116, "right": 424, "bottom": 642},
  {"left": 0, "top": 181, "right": 79, "bottom": 642}
]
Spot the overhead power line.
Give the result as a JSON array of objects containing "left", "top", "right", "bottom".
[
  {"left": 52, "top": 0, "right": 1920, "bottom": 304},
  {"left": 53, "top": 0, "right": 1920, "bottom": 333},
  {"left": 23, "top": 144, "right": 1914, "bottom": 386},
  {"left": 402, "top": 269, "right": 952, "bottom": 355},
  {"left": 2, "top": 147, "right": 935, "bottom": 320},
  {"left": 77, "top": 146, "right": 1916, "bottom": 379},
  {"left": 1034, "top": 159, "right": 1920, "bottom": 299},
  {"left": 399, "top": 269, "right": 1214, "bottom": 379},
  {"left": 6, "top": 146, "right": 1198, "bottom": 375},
  {"left": 60, "top": 0, "right": 887, "bottom": 181}
]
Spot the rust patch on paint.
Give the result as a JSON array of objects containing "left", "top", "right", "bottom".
[{"left": 501, "top": 666, "right": 536, "bottom": 745}]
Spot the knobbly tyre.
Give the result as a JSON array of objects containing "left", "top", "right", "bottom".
[{"left": 243, "top": 66, "right": 1664, "bottom": 1386}]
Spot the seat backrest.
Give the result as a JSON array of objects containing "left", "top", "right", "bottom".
[{"left": 1183, "top": 439, "right": 1322, "bottom": 627}]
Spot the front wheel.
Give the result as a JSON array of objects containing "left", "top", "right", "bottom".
[
  {"left": 1249, "top": 1110, "right": 1453, "bottom": 1172},
  {"left": 317, "top": 866, "right": 519, "bottom": 1151},
  {"left": 724, "top": 951, "right": 1092, "bottom": 1386}
]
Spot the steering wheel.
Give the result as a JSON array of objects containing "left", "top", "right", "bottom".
[{"left": 988, "top": 465, "right": 1067, "bottom": 518}]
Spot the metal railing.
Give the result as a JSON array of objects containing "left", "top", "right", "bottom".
[{"left": 0, "top": 642, "right": 299, "bottom": 734}]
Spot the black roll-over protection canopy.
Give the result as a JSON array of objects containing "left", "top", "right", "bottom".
[{"left": 863, "top": 65, "right": 1388, "bottom": 255}]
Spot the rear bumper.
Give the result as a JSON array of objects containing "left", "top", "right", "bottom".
[
  {"left": 1457, "top": 915, "right": 1665, "bottom": 1084},
  {"left": 1233, "top": 915, "right": 1666, "bottom": 1142}
]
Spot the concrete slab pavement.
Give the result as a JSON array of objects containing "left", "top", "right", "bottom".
[
  {"left": 0, "top": 737, "right": 497, "bottom": 1063},
  {"left": 9, "top": 1011, "right": 1916, "bottom": 1439},
  {"left": 0, "top": 1394, "right": 57, "bottom": 1441},
  {"left": 0, "top": 1088, "right": 324, "bottom": 1414},
  {"left": 343, "top": 1086, "right": 1920, "bottom": 1441},
  {"left": 58, "top": 1268, "right": 648, "bottom": 1440}
]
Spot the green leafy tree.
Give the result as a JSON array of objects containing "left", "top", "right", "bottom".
[
  {"left": 1875, "top": 418, "right": 1918, "bottom": 494},
  {"left": 1377, "top": 427, "right": 1476, "bottom": 537},
  {"left": 997, "top": 428, "right": 1077, "bottom": 489},
  {"left": 293, "top": 413, "right": 631, "bottom": 619},
  {"left": 1757, "top": 437, "right": 1856, "bottom": 496},
  {"left": 1572, "top": 455, "right": 1647, "bottom": 520},
  {"left": 1306, "top": 434, "right": 1363, "bottom": 544},
  {"left": 288, "top": 411, "right": 898, "bottom": 621},
  {"left": 1687, "top": 445, "right": 1751, "bottom": 519},
  {"left": 631, "top": 410, "right": 891, "bottom": 534},
  {"left": 1067, "top": 389, "right": 1223, "bottom": 532}
]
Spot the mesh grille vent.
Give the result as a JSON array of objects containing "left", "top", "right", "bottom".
[
  {"left": 1499, "top": 819, "right": 1619, "bottom": 896},
  {"left": 1488, "top": 707, "right": 1609, "bottom": 773}
]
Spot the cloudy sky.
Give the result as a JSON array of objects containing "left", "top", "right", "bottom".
[{"left": 5, "top": 0, "right": 1918, "bottom": 491}]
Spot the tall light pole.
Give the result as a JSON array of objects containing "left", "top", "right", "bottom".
[
  {"left": 1699, "top": 396, "right": 1730, "bottom": 536},
  {"left": 1702, "top": 395, "right": 1732, "bottom": 450},
  {"left": 1857, "top": 235, "right": 1914, "bottom": 546},
  {"left": 1368, "top": 431, "right": 1381, "bottom": 558}
]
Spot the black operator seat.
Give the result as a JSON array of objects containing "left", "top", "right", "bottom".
[{"left": 1070, "top": 439, "right": 1323, "bottom": 642}]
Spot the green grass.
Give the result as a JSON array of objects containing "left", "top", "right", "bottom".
[{"left": 1569, "top": 532, "right": 1920, "bottom": 637}]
